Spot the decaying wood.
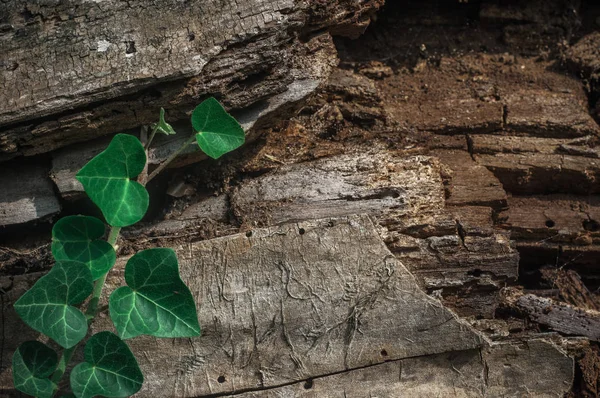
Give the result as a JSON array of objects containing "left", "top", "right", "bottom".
[
  {"left": 49, "top": 78, "right": 320, "bottom": 200},
  {"left": 0, "top": 0, "right": 382, "bottom": 161},
  {"left": 540, "top": 269, "right": 600, "bottom": 312},
  {"left": 0, "top": 216, "right": 573, "bottom": 397},
  {"left": 503, "top": 288, "right": 600, "bottom": 341},
  {"left": 0, "top": 162, "right": 60, "bottom": 226},
  {"left": 239, "top": 341, "right": 572, "bottom": 397}
]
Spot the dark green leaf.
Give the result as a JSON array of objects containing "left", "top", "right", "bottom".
[
  {"left": 70, "top": 331, "right": 143, "bottom": 398},
  {"left": 191, "top": 97, "right": 245, "bottom": 159},
  {"left": 109, "top": 248, "right": 200, "bottom": 339},
  {"left": 14, "top": 261, "right": 93, "bottom": 348},
  {"left": 153, "top": 108, "right": 176, "bottom": 136},
  {"left": 52, "top": 215, "right": 116, "bottom": 280},
  {"left": 12, "top": 341, "right": 58, "bottom": 398},
  {"left": 76, "top": 134, "right": 149, "bottom": 227}
]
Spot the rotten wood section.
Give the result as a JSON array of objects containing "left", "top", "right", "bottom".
[
  {"left": 0, "top": 216, "right": 573, "bottom": 397},
  {"left": 49, "top": 78, "right": 320, "bottom": 200},
  {"left": 0, "top": 0, "right": 382, "bottom": 160},
  {"left": 0, "top": 161, "right": 60, "bottom": 226},
  {"left": 239, "top": 341, "right": 572, "bottom": 397},
  {"left": 503, "top": 288, "right": 600, "bottom": 341}
]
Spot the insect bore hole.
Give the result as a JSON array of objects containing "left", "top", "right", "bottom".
[{"left": 217, "top": 375, "right": 226, "bottom": 384}]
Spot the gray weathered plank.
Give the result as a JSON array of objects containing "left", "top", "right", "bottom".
[
  {"left": 1, "top": 215, "right": 486, "bottom": 396},
  {"left": 49, "top": 79, "right": 320, "bottom": 200},
  {"left": 0, "top": 162, "right": 60, "bottom": 225},
  {"left": 239, "top": 340, "right": 573, "bottom": 397},
  {"left": 0, "top": 0, "right": 379, "bottom": 160},
  {"left": 504, "top": 289, "right": 600, "bottom": 341}
]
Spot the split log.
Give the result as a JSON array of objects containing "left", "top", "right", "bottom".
[{"left": 0, "top": 216, "right": 573, "bottom": 397}]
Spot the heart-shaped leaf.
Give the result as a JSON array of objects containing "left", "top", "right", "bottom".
[
  {"left": 70, "top": 331, "right": 143, "bottom": 398},
  {"left": 12, "top": 341, "right": 58, "bottom": 398},
  {"left": 109, "top": 248, "right": 200, "bottom": 339},
  {"left": 153, "top": 107, "right": 176, "bottom": 136},
  {"left": 191, "top": 97, "right": 245, "bottom": 159},
  {"left": 52, "top": 215, "right": 116, "bottom": 280},
  {"left": 76, "top": 134, "right": 149, "bottom": 227},
  {"left": 14, "top": 261, "right": 93, "bottom": 349}
]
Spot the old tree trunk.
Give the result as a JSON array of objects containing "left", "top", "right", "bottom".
[{"left": 2, "top": 0, "right": 600, "bottom": 397}]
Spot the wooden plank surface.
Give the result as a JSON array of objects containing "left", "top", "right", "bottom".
[
  {"left": 0, "top": 0, "right": 381, "bottom": 160},
  {"left": 1, "top": 215, "right": 484, "bottom": 396},
  {"left": 0, "top": 216, "right": 574, "bottom": 397},
  {"left": 0, "top": 162, "right": 60, "bottom": 225}
]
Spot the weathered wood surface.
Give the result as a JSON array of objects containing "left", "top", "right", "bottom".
[
  {"left": 0, "top": 162, "right": 60, "bottom": 226},
  {"left": 0, "top": 0, "right": 382, "bottom": 160},
  {"left": 503, "top": 288, "right": 600, "bottom": 341},
  {"left": 238, "top": 341, "right": 573, "bottom": 397},
  {"left": 49, "top": 78, "right": 320, "bottom": 200},
  {"left": 0, "top": 216, "right": 573, "bottom": 397}
]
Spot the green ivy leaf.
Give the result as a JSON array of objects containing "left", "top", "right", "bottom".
[
  {"left": 153, "top": 108, "right": 176, "bottom": 135},
  {"left": 76, "top": 134, "right": 149, "bottom": 227},
  {"left": 70, "top": 331, "right": 143, "bottom": 398},
  {"left": 52, "top": 215, "right": 116, "bottom": 281},
  {"left": 109, "top": 248, "right": 200, "bottom": 339},
  {"left": 14, "top": 261, "right": 93, "bottom": 349},
  {"left": 12, "top": 341, "right": 58, "bottom": 398},
  {"left": 191, "top": 97, "right": 245, "bottom": 159}
]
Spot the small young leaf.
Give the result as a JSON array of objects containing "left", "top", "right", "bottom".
[
  {"left": 52, "top": 215, "right": 117, "bottom": 280},
  {"left": 191, "top": 97, "right": 245, "bottom": 159},
  {"left": 14, "top": 261, "right": 93, "bottom": 349},
  {"left": 109, "top": 248, "right": 200, "bottom": 339},
  {"left": 12, "top": 341, "right": 58, "bottom": 398},
  {"left": 76, "top": 134, "right": 149, "bottom": 227},
  {"left": 70, "top": 331, "right": 143, "bottom": 398},
  {"left": 153, "top": 108, "right": 176, "bottom": 135}
]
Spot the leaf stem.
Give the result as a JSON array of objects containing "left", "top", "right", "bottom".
[
  {"left": 146, "top": 134, "right": 196, "bottom": 184},
  {"left": 86, "top": 226, "right": 121, "bottom": 318},
  {"left": 50, "top": 226, "right": 121, "bottom": 394},
  {"left": 145, "top": 124, "right": 159, "bottom": 150}
]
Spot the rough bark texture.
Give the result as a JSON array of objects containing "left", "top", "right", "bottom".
[
  {"left": 0, "top": 0, "right": 383, "bottom": 224},
  {"left": 0, "top": 216, "right": 573, "bottom": 397},
  {"left": 0, "top": 0, "right": 380, "bottom": 159},
  {"left": 2, "top": 0, "right": 600, "bottom": 396}
]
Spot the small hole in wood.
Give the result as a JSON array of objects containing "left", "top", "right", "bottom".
[
  {"left": 188, "top": 32, "right": 196, "bottom": 41},
  {"left": 327, "top": 221, "right": 334, "bottom": 227},
  {"left": 583, "top": 219, "right": 600, "bottom": 232},
  {"left": 545, "top": 220, "right": 555, "bottom": 228},
  {"left": 299, "top": 228, "right": 305, "bottom": 235},
  {"left": 380, "top": 349, "right": 388, "bottom": 357},
  {"left": 246, "top": 231, "right": 253, "bottom": 237},
  {"left": 217, "top": 375, "right": 226, "bottom": 384},
  {"left": 125, "top": 41, "right": 136, "bottom": 54},
  {"left": 304, "top": 379, "right": 313, "bottom": 389}
]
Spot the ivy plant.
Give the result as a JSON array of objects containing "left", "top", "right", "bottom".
[{"left": 12, "top": 98, "right": 244, "bottom": 397}]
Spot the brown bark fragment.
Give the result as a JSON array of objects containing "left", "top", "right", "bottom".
[{"left": 503, "top": 288, "right": 600, "bottom": 341}]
